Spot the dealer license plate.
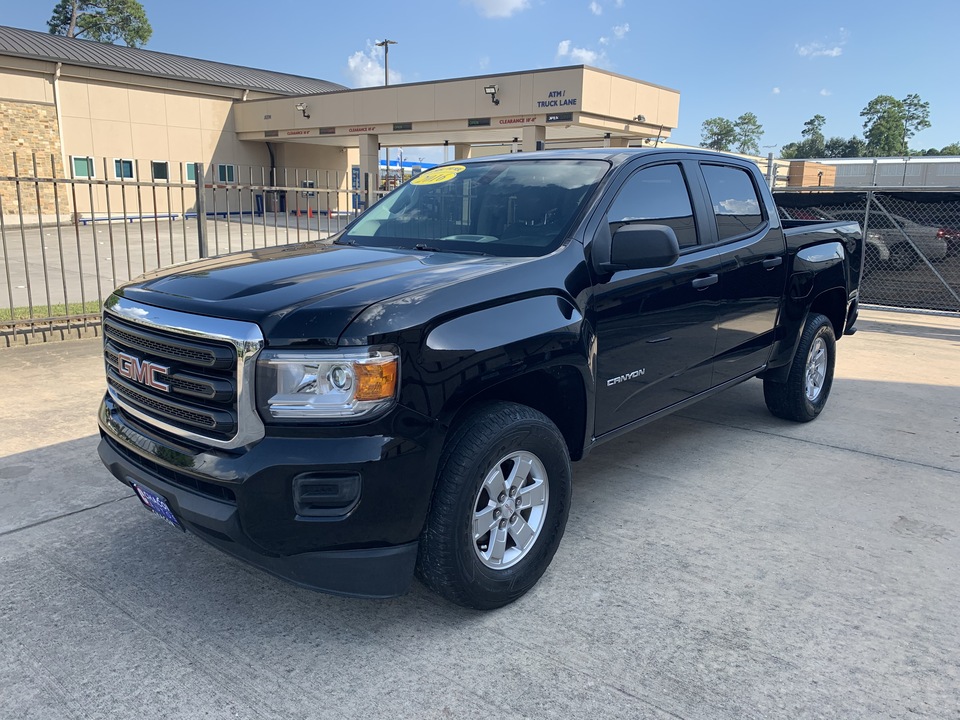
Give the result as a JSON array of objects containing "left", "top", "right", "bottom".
[{"left": 132, "top": 483, "right": 184, "bottom": 531}]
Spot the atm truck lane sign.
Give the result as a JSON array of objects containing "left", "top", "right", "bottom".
[{"left": 537, "top": 90, "right": 578, "bottom": 109}]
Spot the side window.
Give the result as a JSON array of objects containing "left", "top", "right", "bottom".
[
  {"left": 151, "top": 161, "right": 169, "bottom": 181},
  {"left": 607, "top": 164, "right": 698, "bottom": 248},
  {"left": 71, "top": 156, "right": 94, "bottom": 179},
  {"left": 114, "top": 158, "right": 135, "bottom": 180},
  {"left": 701, "top": 164, "right": 764, "bottom": 241}
]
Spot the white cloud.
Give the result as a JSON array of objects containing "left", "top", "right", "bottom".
[
  {"left": 796, "top": 28, "right": 848, "bottom": 58},
  {"left": 599, "top": 36, "right": 609, "bottom": 45},
  {"left": 589, "top": 1, "right": 602, "bottom": 14},
  {"left": 797, "top": 43, "right": 842, "bottom": 57},
  {"left": 556, "top": 39, "right": 602, "bottom": 65},
  {"left": 772, "top": 87, "right": 781, "bottom": 94},
  {"left": 614, "top": 0, "right": 624, "bottom": 6},
  {"left": 612, "top": 23, "right": 629, "bottom": 39},
  {"left": 820, "top": 88, "right": 831, "bottom": 96},
  {"left": 346, "top": 43, "right": 401, "bottom": 88},
  {"left": 467, "top": 0, "right": 530, "bottom": 18},
  {"left": 719, "top": 198, "right": 760, "bottom": 215},
  {"left": 479, "top": 56, "right": 490, "bottom": 70}
]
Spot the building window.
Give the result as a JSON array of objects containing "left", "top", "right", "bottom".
[
  {"left": 114, "top": 158, "right": 135, "bottom": 180},
  {"left": 71, "top": 156, "right": 94, "bottom": 178},
  {"left": 151, "top": 161, "right": 169, "bottom": 181},
  {"left": 185, "top": 163, "right": 198, "bottom": 182},
  {"left": 217, "top": 164, "right": 236, "bottom": 183},
  {"left": 937, "top": 164, "right": 960, "bottom": 177}
]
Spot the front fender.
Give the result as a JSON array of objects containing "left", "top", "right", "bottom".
[{"left": 417, "top": 294, "right": 592, "bottom": 435}]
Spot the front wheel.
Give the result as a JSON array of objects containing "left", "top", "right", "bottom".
[
  {"left": 416, "top": 402, "right": 572, "bottom": 609},
  {"left": 763, "top": 313, "right": 836, "bottom": 422}
]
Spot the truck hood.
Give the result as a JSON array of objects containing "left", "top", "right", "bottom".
[{"left": 117, "top": 242, "right": 522, "bottom": 346}]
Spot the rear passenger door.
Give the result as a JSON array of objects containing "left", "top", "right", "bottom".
[
  {"left": 699, "top": 163, "right": 787, "bottom": 385},
  {"left": 593, "top": 160, "right": 722, "bottom": 436}
]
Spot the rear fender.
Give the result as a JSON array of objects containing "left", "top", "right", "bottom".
[{"left": 762, "top": 243, "right": 849, "bottom": 381}]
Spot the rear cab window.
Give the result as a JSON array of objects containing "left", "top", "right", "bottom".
[{"left": 701, "top": 164, "right": 766, "bottom": 242}]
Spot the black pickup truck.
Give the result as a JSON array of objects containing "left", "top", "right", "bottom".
[{"left": 98, "top": 149, "right": 862, "bottom": 609}]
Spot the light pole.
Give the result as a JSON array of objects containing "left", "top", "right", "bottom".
[{"left": 376, "top": 39, "right": 397, "bottom": 189}]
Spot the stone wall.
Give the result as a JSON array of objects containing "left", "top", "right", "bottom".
[{"left": 0, "top": 99, "right": 70, "bottom": 221}]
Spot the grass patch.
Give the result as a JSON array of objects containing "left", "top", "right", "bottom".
[{"left": 0, "top": 300, "right": 102, "bottom": 322}]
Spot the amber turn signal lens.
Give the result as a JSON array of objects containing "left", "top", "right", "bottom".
[{"left": 354, "top": 359, "right": 398, "bottom": 401}]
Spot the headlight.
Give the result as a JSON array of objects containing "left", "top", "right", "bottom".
[{"left": 257, "top": 348, "right": 399, "bottom": 420}]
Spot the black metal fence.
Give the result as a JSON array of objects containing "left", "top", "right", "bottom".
[
  {"left": 775, "top": 189, "right": 960, "bottom": 313},
  {"left": 3, "top": 156, "right": 959, "bottom": 346},
  {"left": 0, "top": 152, "right": 377, "bottom": 346}
]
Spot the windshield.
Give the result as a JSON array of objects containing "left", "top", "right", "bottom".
[{"left": 339, "top": 159, "right": 609, "bottom": 257}]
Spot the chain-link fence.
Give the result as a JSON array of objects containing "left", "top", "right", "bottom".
[
  {"left": 0, "top": 152, "right": 377, "bottom": 346},
  {"left": 776, "top": 189, "right": 960, "bottom": 313}
]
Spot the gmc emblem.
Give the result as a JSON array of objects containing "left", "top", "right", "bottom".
[{"left": 117, "top": 351, "right": 170, "bottom": 392}]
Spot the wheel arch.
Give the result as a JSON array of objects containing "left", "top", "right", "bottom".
[
  {"left": 442, "top": 365, "right": 589, "bottom": 462},
  {"left": 809, "top": 287, "right": 847, "bottom": 340}
]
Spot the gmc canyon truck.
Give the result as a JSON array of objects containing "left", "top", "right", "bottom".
[{"left": 98, "top": 149, "right": 862, "bottom": 609}]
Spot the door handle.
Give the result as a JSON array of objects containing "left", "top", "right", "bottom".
[
  {"left": 762, "top": 256, "right": 783, "bottom": 269},
  {"left": 691, "top": 274, "right": 719, "bottom": 289}
]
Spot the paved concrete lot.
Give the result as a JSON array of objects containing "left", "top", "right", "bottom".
[{"left": 1, "top": 309, "right": 958, "bottom": 719}]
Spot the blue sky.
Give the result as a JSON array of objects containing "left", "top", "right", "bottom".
[{"left": 5, "top": 0, "right": 959, "bottom": 158}]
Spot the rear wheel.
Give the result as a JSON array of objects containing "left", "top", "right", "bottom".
[
  {"left": 888, "top": 241, "right": 919, "bottom": 270},
  {"left": 416, "top": 402, "right": 572, "bottom": 609},
  {"left": 763, "top": 313, "right": 836, "bottom": 423}
]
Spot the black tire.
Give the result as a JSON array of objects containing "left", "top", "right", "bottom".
[
  {"left": 763, "top": 313, "right": 836, "bottom": 423},
  {"left": 888, "top": 242, "right": 919, "bottom": 270},
  {"left": 416, "top": 402, "right": 572, "bottom": 610}
]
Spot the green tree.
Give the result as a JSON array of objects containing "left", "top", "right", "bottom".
[
  {"left": 823, "top": 136, "right": 865, "bottom": 158},
  {"left": 780, "top": 115, "right": 827, "bottom": 159},
  {"left": 800, "top": 114, "right": 826, "bottom": 156},
  {"left": 733, "top": 112, "right": 763, "bottom": 155},
  {"left": 860, "top": 94, "right": 931, "bottom": 156},
  {"left": 48, "top": 0, "right": 152, "bottom": 47},
  {"left": 940, "top": 142, "right": 960, "bottom": 156},
  {"left": 700, "top": 117, "right": 737, "bottom": 152}
]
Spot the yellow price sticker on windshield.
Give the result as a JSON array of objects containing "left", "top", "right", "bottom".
[{"left": 411, "top": 165, "right": 467, "bottom": 186}]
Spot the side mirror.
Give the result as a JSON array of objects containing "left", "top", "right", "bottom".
[{"left": 599, "top": 224, "right": 680, "bottom": 273}]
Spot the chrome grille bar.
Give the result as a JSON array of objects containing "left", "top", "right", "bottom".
[{"left": 103, "top": 294, "right": 265, "bottom": 449}]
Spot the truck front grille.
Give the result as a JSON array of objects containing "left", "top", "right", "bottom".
[{"left": 102, "top": 296, "right": 265, "bottom": 449}]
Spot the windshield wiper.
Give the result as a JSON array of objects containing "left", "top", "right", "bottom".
[{"left": 414, "top": 243, "right": 488, "bottom": 256}]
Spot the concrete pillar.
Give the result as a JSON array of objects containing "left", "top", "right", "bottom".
[
  {"left": 522, "top": 125, "right": 546, "bottom": 153},
  {"left": 454, "top": 144, "right": 472, "bottom": 161},
  {"left": 357, "top": 134, "right": 379, "bottom": 207}
]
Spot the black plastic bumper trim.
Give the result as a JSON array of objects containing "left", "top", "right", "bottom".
[{"left": 98, "top": 437, "right": 418, "bottom": 599}]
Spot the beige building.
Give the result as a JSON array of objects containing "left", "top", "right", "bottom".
[
  {"left": 0, "top": 24, "right": 681, "bottom": 222},
  {"left": 235, "top": 65, "right": 680, "bottom": 193},
  {"left": 0, "top": 25, "right": 344, "bottom": 221}
]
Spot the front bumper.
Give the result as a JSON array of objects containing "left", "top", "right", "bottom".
[{"left": 98, "top": 394, "right": 439, "bottom": 598}]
